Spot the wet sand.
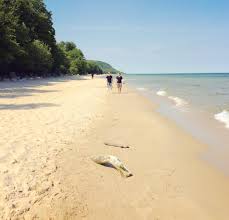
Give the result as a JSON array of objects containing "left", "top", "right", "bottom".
[{"left": 0, "top": 76, "right": 229, "bottom": 219}]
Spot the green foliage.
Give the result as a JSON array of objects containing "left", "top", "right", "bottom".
[
  {"left": 0, "top": 0, "right": 119, "bottom": 79},
  {"left": 64, "top": 42, "right": 77, "bottom": 52},
  {"left": 52, "top": 45, "right": 70, "bottom": 74},
  {"left": 56, "top": 41, "right": 88, "bottom": 75},
  {"left": 69, "top": 60, "right": 78, "bottom": 75},
  {"left": 88, "top": 60, "right": 120, "bottom": 74},
  {"left": 0, "top": 0, "right": 57, "bottom": 78},
  {"left": 0, "top": 0, "right": 21, "bottom": 73},
  {"left": 27, "top": 40, "right": 53, "bottom": 74},
  {"left": 86, "top": 61, "right": 103, "bottom": 75}
]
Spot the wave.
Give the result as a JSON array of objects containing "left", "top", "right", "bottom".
[
  {"left": 214, "top": 110, "right": 229, "bottom": 128},
  {"left": 156, "top": 90, "right": 167, "bottom": 96},
  {"left": 156, "top": 90, "right": 188, "bottom": 108},
  {"left": 136, "top": 87, "right": 146, "bottom": 91},
  {"left": 168, "top": 96, "right": 188, "bottom": 107}
]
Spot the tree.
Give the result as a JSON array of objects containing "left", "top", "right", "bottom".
[
  {"left": 0, "top": 0, "right": 22, "bottom": 78},
  {"left": 65, "top": 42, "right": 77, "bottom": 52},
  {"left": 86, "top": 61, "right": 104, "bottom": 75},
  {"left": 57, "top": 41, "right": 87, "bottom": 75},
  {"left": 11, "top": 0, "right": 56, "bottom": 48},
  {"left": 27, "top": 40, "right": 53, "bottom": 75},
  {"left": 52, "top": 45, "right": 70, "bottom": 74},
  {"left": 0, "top": 0, "right": 106, "bottom": 79},
  {"left": 75, "top": 59, "right": 87, "bottom": 75},
  {"left": 11, "top": 0, "right": 57, "bottom": 75},
  {"left": 69, "top": 60, "right": 78, "bottom": 74}
]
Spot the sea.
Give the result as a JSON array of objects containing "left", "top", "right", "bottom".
[{"left": 126, "top": 73, "right": 229, "bottom": 174}]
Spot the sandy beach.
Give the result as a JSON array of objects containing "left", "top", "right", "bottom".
[{"left": 1, "top": 76, "right": 229, "bottom": 220}]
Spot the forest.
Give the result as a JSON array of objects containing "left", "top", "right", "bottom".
[{"left": 0, "top": 0, "right": 104, "bottom": 80}]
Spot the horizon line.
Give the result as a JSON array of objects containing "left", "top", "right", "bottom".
[{"left": 126, "top": 72, "right": 229, "bottom": 74}]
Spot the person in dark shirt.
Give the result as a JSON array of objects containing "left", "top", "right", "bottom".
[
  {"left": 106, "top": 73, "right": 113, "bottom": 90},
  {"left": 116, "top": 73, "right": 123, "bottom": 93}
]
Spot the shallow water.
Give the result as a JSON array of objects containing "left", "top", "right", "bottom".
[{"left": 126, "top": 73, "right": 229, "bottom": 175}]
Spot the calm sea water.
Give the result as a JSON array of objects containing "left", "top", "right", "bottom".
[
  {"left": 126, "top": 73, "right": 229, "bottom": 126},
  {"left": 126, "top": 73, "right": 229, "bottom": 174}
]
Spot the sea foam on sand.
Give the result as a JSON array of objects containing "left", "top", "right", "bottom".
[
  {"left": 137, "top": 87, "right": 146, "bottom": 91},
  {"left": 214, "top": 110, "right": 229, "bottom": 128},
  {"left": 168, "top": 96, "right": 188, "bottom": 107},
  {"left": 156, "top": 90, "right": 167, "bottom": 96}
]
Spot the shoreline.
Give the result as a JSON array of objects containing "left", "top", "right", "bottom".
[
  {"left": 1, "top": 77, "right": 229, "bottom": 219},
  {"left": 127, "top": 80, "right": 229, "bottom": 176}
]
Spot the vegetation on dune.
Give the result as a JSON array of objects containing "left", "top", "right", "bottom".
[
  {"left": 0, "top": 0, "right": 117, "bottom": 80},
  {"left": 88, "top": 60, "right": 121, "bottom": 74}
]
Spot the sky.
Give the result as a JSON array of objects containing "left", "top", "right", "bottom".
[{"left": 45, "top": 0, "right": 229, "bottom": 73}]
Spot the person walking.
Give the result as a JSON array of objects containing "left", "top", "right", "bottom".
[
  {"left": 116, "top": 73, "right": 123, "bottom": 93},
  {"left": 106, "top": 73, "right": 113, "bottom": 90}
]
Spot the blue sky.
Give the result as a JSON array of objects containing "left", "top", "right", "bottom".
[{"left": 45, "top": 0, "right": 229, "bottom": 73}]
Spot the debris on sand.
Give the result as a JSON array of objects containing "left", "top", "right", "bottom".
[
  {"left": 11, "top": 159, "right": 18, "bottom": 164},
  {"left": 91, "top": 155, "right": 133, "bottom": 178},
  {"left": 104, "top": 142, "right": 130, "bottom": 149}
]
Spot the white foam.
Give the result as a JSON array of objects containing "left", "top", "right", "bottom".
[
  {"left": 214, "top": 110, "right": 229, "bottom": 128},
  {"left": 168, "top": 96, "right": 188, "bottom": 107},
  {"left": 156, "top": 90, "right": 167, "bottom": 96},
  {"left": 137, "top": 87, "right": 146, "bottom": 91}
]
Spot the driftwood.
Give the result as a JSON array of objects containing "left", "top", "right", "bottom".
[
  {"left": 104, "top": 142, "right": 130, "bottom": 149},
  {"left": 91, "top": 155, "right": 133, "bottom": 178}
]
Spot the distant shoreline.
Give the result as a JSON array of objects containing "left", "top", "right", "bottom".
[{"left": 127, "top": 72, "right": 229, "bottom": 75}]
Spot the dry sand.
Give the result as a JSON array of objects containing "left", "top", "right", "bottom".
[{"left": 0, "top": 76, "right": 229, "bottom": 219}]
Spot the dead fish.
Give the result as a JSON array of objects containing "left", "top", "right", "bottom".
[{"left": 91, "top": 155, "right": 133, "bottom": 178}]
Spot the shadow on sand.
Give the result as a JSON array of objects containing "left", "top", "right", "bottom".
[
  {"left": 0, "top": 76, "right": 88, "bottom": 99},
  {"left": 0, "top": 103, "right": 59, "bottom": 110},
  {"left": 0, "top": 88, "right": 59, "bottom": 99}
]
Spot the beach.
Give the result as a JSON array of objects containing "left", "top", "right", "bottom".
[{"left": 1, "top": 76, "right": 229, "bottom": 219}]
